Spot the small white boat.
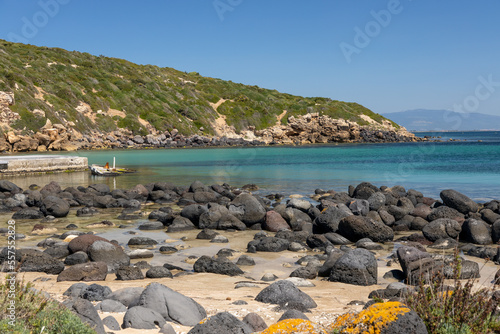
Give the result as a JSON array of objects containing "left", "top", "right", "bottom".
[{"left": 89, "top": 158, "right": 136, "bottom": 176}]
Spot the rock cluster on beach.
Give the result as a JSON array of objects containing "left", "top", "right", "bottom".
[{"left": 1, "top": 178, "right": 499, "bottom": 333}]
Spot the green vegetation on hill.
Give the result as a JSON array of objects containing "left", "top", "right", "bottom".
[{"left": 0, "top": 39, "right": 399, "bottom": 136}]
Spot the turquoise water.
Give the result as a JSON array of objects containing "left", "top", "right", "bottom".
[{"left": 3, "top": 132, "right": 499, "bottom": 201}]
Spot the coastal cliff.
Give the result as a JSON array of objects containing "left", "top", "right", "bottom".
[{"left": 0, "top": 39, "right": 421, "bottom": 153}]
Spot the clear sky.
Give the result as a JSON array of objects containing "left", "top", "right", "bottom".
[{"left": 1, "top": 0, "right": 500, "bottom": 116}]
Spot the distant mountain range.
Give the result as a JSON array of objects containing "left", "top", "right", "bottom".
[{"left": 382, "top": 109, "right": 500, "bottom": 131}]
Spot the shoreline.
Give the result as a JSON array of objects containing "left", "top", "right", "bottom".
[{"left": 0, "top": 179, "right": 499, "bottom": 332}]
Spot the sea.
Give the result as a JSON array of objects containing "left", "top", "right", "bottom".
[{"left": 2, "top": 131, "right": 499, "bottom": 202}]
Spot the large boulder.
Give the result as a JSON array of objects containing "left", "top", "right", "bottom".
[
  {"left": 180, "top": 204, "right": 208, "bottom": 226},
  {"left": 460, "top": 219, "right": 492, "bottom": 245},
  {"left": 440, "top": 189, "right": 479, "bottom": 214},
  {"left": 264, "top": 211, "right": 290, "bottom": 232},
  {"left": 422, "top": 218, "right": 461, "bottom": 242},
  {"left": 188, "top": 312, "right": 253, "bottom": 334},
  {"left": 137, "top": 282, "right": 207, "bottom": 326},
  {"left": 198, "top": 203, "right": 246, "bottom": 230},
  {"left": 88, "top": 240, "right": 130, "bottom": 272},
  {"left": 122, "top": 306, "right": 166, "bottom": 330},
  {"left": 352, "top": 182, "right": 380, "bottom": 200},
  {"left": 397, "top": 246, "right": 442, "bottom": 285},
  {"left": 193, "top": 256, "right": 244, "bottom": 276},
  {"left": 63, "top": 298, "right": 106, "bottom": 334},
  {"left": 333, "top": 301, "right": 427, "bottom": 334},
  {"left": 313, "top": 204, "right": 352, "bottom": 233},
  {"left": 68, "top": 234, "right": 110, "bottom": 253},
  {"left": 57, "top": 262, "right": 108, "bottom": 282},
  {"left": 0, "top": 180, "right": 22, "bottom": 193},
  {"left": 107, "top": 287, "right": 144, "bottom": 307},
  {"left": 40, "top": 195, "right": 70, "bottom": 217},
  {"left": 329, "top": 248, "right": 377, "bottom": 286},
  {"left": 79, "top": 283, "right": 111, "bottom": 302},
  {"left": 116, "top": 266, "right": 144, "bottom": 280},
  {"left": 427, "top": 206, "right": 464, "bottom": 222},
  {"left": 337, "top": 215, "right": 394, "bottom": 242},
  {"left": 255, "top": 280, "right": 317, "bottom": 309},
  {"left": 15, "top": 249, "right": 64, "bottom": 274},
  {"left": 228, "top": 193, "right": 266, "bottom": 226}
]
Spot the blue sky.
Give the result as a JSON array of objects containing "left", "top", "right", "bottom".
[{"left": 1, "top": 0, "right": 500, "bottom": 116}]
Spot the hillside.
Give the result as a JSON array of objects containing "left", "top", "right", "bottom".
[
  {"left": 383, "top": 109, "right": 500, "bottom": 131},
  {"left": 0, "top": 40, "right": 416, "bottom": 152}
]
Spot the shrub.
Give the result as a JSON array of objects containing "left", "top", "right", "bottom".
[
  {"left": 0, "top": 275, "right": 95, "bottom": 334},
  {"left": 404, "top": 250, "right": 500, "bottom": 334}
]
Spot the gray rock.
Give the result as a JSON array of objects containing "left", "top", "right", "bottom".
[
  {"left": 88, "top": 240, "right": 130, "bottom": 272},
  {"left": 116, "top": 266, "right": 144, "bottom": 280},
  {"left": 349, "top": 199, "right": 370, "bottom": 216},
  {"left": 40, "top": 195, "right": 70, "bottom": 217},
  {"left": 138, "top": 221, "right": 164, "bottom": 230},
  {"left": 138, "top": 282, "right": 207, "bottom": 326},
  {"left": 122, "top": 306, "right": 166, "bottom": 329},
  {"left": 107, "top": 287, "right": 144, "bottom": 307},
  {"left": 187, "top": 311, "right": 253, "bottom": 334},
  {"left": 287, "top": 198, "right": 312, "bottom": 212},
  {"left": 79, "top": 283, "right": 111, "bottom": 301},
  {"left": 128, "top": 236, "right": 158, "bottom": 247},
  {"left": 261, "top": 273, "right": 278, "bottom": 281},
  {"left": 228, "top": 193, "right": 266, "bottom": 226},
  {"left": 338, "top": 215, "right": 394, "bottom": 242},
  {"left": 243, "top": 312, "right": 267, "bottom": 332},
  {"left": 460, "top": 218, "right": 492, "bottom": 245},
  {"left": 168, "top": 216, "right": 196, "bottom": 232},
  {"left": 96, "top": 299, "right": 127, "bottom": 312},
  {"left": 422, "top": 218, "right": 462, "bottom": 242},
  {"left": 440, "top": 189, "right": 479, "bottom": 214},
  {"left": 329, "top": 248, "right": 377, "bottom": 286},
  {"left": 146, "top": 266, "right": 173, "bottom": 278},
  {"left": 255, "top": 280, "right": 317, "bottom": 309},
  {"left": 12, "top": 208, "right": 44, "bottom": 220},
  {"left": 367, "top": 192, "right": 386, "bottom": 211},
  {"left": 126, "top": 249, "right": 154, "bottom": 259},
  {"left": 313, "top": 204, "right": 352, "bottom": 233},
  {"left": 102, "top": 315, "right": 121, "bottom": 331},
  {"left": 64, "top": 297, "right": 106, "bottom": 334},
  {"left": 193, "top": 256, "right": 243, "bottom": 276},
  {"left": 210, "top": 235, "right": 229, "bottom": 243},
  {"left": 159, "top": 322, "right": 177, "bottom": 334},
  {"left": 236, "top": 254, "right": 256, "bottom": 266},
  {"left": 63, "top": 283, "right": 89, "bottom": 298},
  {"left": 278, "top": 309, "right": 309, "bottom": 322},
  {"left": 57, "top": 262, "right": 108, "bottom": 282},
  {"left": 13, "top": 249, "right": 64, "bottom": 274},
  {"left": 247, "top": 236, "right": 290, "bottom": 252},
  {"left": 64, "top": 251, "right": 89, "bottom": 265},
  {"left": 397, "top": 246, "right": 443, "bottom": 285}
]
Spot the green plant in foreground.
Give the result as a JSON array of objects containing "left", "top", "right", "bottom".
[
  {"left": 0, "top": 275, "right": 96, "bottom": 334},
  {"left": 404, "top": 250, "right": 500, "bottom": 334}
]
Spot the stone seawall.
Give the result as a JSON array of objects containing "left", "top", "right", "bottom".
[{"left": 0, "top": 155, "right": 87, "bottom": 174}]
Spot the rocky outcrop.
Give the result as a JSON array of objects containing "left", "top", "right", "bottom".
[{"left": 255, "top": 113, "right": 421, "bottom": 145}]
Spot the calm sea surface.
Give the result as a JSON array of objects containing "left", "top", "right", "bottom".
[{"left": 3, "top": 131, "right": 499, "bottom": 201}]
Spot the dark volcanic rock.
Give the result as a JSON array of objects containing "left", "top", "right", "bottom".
[
  {"left": 146, "top": 266, "right": 173, "bottom": 278},
  {"left": 193, "top": 255, "right": 243, "bottom": 276},
  {"left": 63, "top": 298, "right": 106, "bottom": 334},
  {"left": 188, "top": 311, "right": 253, "bottom": 334},
  {"left": 255, "top": 280, "right": 317, "bottom": 309},
  {"left": 116, "top": 266, "right": 144, "bottom": 280},
  {"left": 397, "top": 246, "right": 443, "bottom": 285},
  {"left": 64, "top": 251, "right": 89, "bottom": 265},
  {"left": 460, "top": 218, "right": 492, "bottom": 245},
  {"left": 57, "top": 262, "right": 108, "bottom": 282},
  {"left": 198, "top": 203, "right": 246, "bottom": 230},
  {"left": 247, "top": 237, "right": 290, "bottom": 252},
  {"left": 68, "top": 234, "right": 110, "bottom": 253},
  {"left": 422, "top": 218, "right": 461, "bottom": 242},
  {"left": 228, "top": 193, "right": 266, "bottom": 226},
  {"left": 12, "top": 208, "right": 44, "bottom": 219},
  {"left": 337, "top": 215, "right": 394, "bottom": 242},
  {"left": 137, "top": 282, "right": 207, "bottom": 326},
  {"left": 313, "top": 204, "right": 352, "bottom": 233},
  {"left": 122, "top": 306, "right": 166, "bottom": 329},
  {"left": 167, "top": 216, "right": 196, "bottom": 232},
  {"left": 40, "top": 195, "right": 70, "bottom": 217},
  {"left": 79, "top": 283, "right": 111, "bottom": 302},
  {"left": 264, "top": 210, "right": 290, "bottom": 232},
  {"left": 88, "top": 240, "right": 130, "bottom": 272},
  {"left": 440, "top": 189, "right": 479, "bottom": 214},
  {"left": 329, "top": 248, "right": 377, "bottom": 286},
  {"left": 127, "top": 236, "right": 158, "bottom": 247}
]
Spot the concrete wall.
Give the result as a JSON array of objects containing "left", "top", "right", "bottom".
[{"left": 0, "top": 156, "right": 88, "bottom": 174}]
